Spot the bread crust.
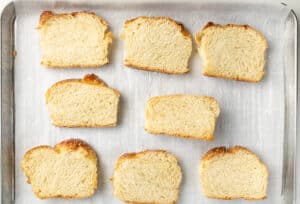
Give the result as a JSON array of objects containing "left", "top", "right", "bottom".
[
  {"left": 201, "top": 146, "right": 268, "bottom": 200},
  {"left": 124, "top": 62, "right": 189, "bottom": 74},
  {"left": 38, "top": 11, "right": 112, "bottom": 68},
  {"left": 21, "top": 139, "right": 98, "bottom": 199},
  {"left": 123, "top": 16, "right": 192, "bottom": 75},
  {"left": 114, "top": 150, "right": 168, "bottom": 170},
  {"left": 45, "top": 74, "right": 120, "bottom": 127},
  {"left": 144, "top": 128, "right": 214, "bottom": 141},
  {"left": 124, "top": 16, "right": 192, "bottom": 39},
  {"left": 112, "top": 150, "right": 181, "bottom": 204},
  {"left": 145, "top": 94, "right": 219, "bottom": 140},
  {"left": 195, "top": 22, "right": 268, "bottom": 83}
]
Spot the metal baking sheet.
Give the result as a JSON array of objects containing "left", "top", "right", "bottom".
[{"left": 1, "top": 1, "right": 297, "bottom": 204}]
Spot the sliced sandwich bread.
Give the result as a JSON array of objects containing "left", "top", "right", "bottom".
[
  {"left": 195, "top": 22, "right": 268, "bottom": 82},
  {"left": 38, "top": 11, "right": 112, "bottom": 68},
  {"left": 111, "top": 150, "right": 182, "bottom": 204},
  {"left": 200, "top": 146, "right": 268, "bottom": 200},
  {"left": 46, "top": 74, "right": 120, "bottom": 127},
  {"left": 121, "top": 16, "right": 192, "bottom": 74},
  {"left": 145, "top": 95, "right": 220, "bottom": 140},
  {"left": 21, "top": 139, "right": 98, "bottom": 199}
]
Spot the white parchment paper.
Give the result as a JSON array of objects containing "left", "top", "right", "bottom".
[{"left": 13, "top": 1, "right": 291, "bottom": 204}]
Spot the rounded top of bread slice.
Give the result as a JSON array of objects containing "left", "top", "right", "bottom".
[
  {"left": 121, "top": 16, "right": 192, "bottom": 74},
  {"left": 112, "top": 150, "right": 182, "bottom": 204},
  {"left": 195, "top": 22, "right": 268, "bottom": 82},
  {"left": 200, "top": 146, "right": 268, "bottom": 200},
  {"left": 21, "top": 139, "right": 98, "bottom": 199},
  {"left": 38, "top": 11, "right": 112, "bottom": 68}
]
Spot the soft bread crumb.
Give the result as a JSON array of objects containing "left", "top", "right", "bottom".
[
  {"left": 121, "top": 16, "right": 192, "bottom": 74},
  {"left": 112, "top": 150, "right": 182, "bottom": 204},
  {"left": 38, "top": 11, "right": 112, "bottom": 68},
  {"left": 46, "top": 74, "right": 120, "bottom": 127},
  {"left": 200, "top": 146, "right": 268, "bottom": 200},
  {"left": 195, "top": 22, "right": 268, "bottom": 82},
  {"left": 145, "top": 95, "right": 220, "bottom": 140},
  {"left": 21, "top": 139, "right": 98, "bottom": 199}
]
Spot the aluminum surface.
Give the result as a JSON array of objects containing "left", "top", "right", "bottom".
[{"left": 0, "top": 1, "right": 297, "bottom": 204}]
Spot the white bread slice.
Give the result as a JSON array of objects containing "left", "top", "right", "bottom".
[
  {"left": 21, "top": 139, "right": 98, "bottom": 199},
  {"left": 38, "top": 11, "right": 112, "bottom": 68},
  {"left": 111, "top": 150, "right": 182, "bottom": 204},
  {"left": 121, "top": 16, "right": 192, "bottom": 74},
  {"left": 46, "top": 74, "right": 120, "bottom": 127},
  {"left": 145, "top": 95, "right": 220, "bottom": 140},
  {"left": 195, "top": 22, "right": 268, "bottom": 82},
  {"left": 200, "top": 146, "right": 268, "bottom": 200}
]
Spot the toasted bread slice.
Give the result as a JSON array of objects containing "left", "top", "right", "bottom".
[
  {"left": 121, "top": 16, "right": 192, "bottom": 74},
  {"left": 195, "top": 22, "right": 268, "bottom": 82},
  {"left": 46, "top": 74, "right": 120, "bottom": 127},
  {"left": 21, "top": 139, "right": 98, "bottom": 199},
  {"left": 38, "top": 11, "right": 112, "bottom": 68},
  {"left": 112, "top": 150, "right": 182, "bottom": 204},
  {"left": 145, "top": 95, "right": 220, "bottom": 140},
  {"left": 200, "top": 146, "right": 268, "bottom": 200}
]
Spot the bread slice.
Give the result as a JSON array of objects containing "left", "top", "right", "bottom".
[
  {"left": 195, "top": 22, "right": 268, "bottom": 82},
  {"left": 121, "top": 16, "right": 192, "bottom": 74},
  {"left": 145, "top": 95, "right": 220, "bottom": 140},
  {"left": 46, "top": 74, "right": 120, "bottom": 127},
  {"left": 111, "top": 150, "right": 182, "bottom": 204},
  {"left": 200, "top": 146, "right": 268, "bottom": 200},
  {"left": 21, "top": 139, "right": 98, "bottom": 199},
  {"left": 38, "top": 11, "right": 112, "bottom": 68}
]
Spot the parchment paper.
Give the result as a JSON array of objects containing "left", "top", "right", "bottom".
[{"left": 13, "top": 1, "right": 291, "bottom": 203}]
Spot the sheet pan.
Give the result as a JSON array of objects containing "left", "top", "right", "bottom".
[{"left": 1, "top": 1, "right": 297, "bottom": 204}]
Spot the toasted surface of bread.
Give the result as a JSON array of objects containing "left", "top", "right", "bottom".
[
  {"left": 38, "top": 11, "right": 112, "bottom": 68},
  {"left": 145, "top": 95, "right": 220, "bottom": 140},
  {"left": 195, "top": 22, "right": 268, "bottom": 82},
  {"left": 46, "top": 74, "right": 120, "bottom": 127},
  {"left": 200, "top": 146, "right": 268, "bottom": 200},
  {"left": 21, "top": 139, "right": 98, "bottom": 199},
  {"left": 121, "top": 16, "right": 192, "bottom": 74},
  {"left": 112, "top": 150, "right": 182, "bottom": 204}
]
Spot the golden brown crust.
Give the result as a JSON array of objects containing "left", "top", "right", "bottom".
[
  {"left": 144, "top": 128, "right": 214, "bottom": 141},
  {"left": 119, "top": 149, "right": 167, "bottom": 160},
  {"left": 202, "top": 71, "right": 263, "bottom": 83},
  {"left": 54, "top": 138, "right": 97, "bottom": 160},
  {"left": 45, "top": 73, "right": 120, "bottom": 104},
  {"left": 38, "top": 10, "right": 108, "bottom": 28},
  {"left": 124, "top": 16, "right": 192, "bottom": 40},
  {"left": 82, "top": 74, "right": 106, "bottom": 86},
  {"left": 21, "top": 139, "right": 98, "bottom": 199},
  {"left": 201, "top": 145, "right": 268, "bottom": 200},
  {"left": 41, "top": 61, "right": 109, "bottom": 69},
  {"left": 196, "top": 22, "right": 268, "bottom": 48},
  {"left": 195, "top": 22, "right": 268, "bottom": 83},
  {"left": 125, "top": 62, "right": 189, "bottom": 75},
  {"left": 202, "top": 146, "right": 262, "bottom": 161}
]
